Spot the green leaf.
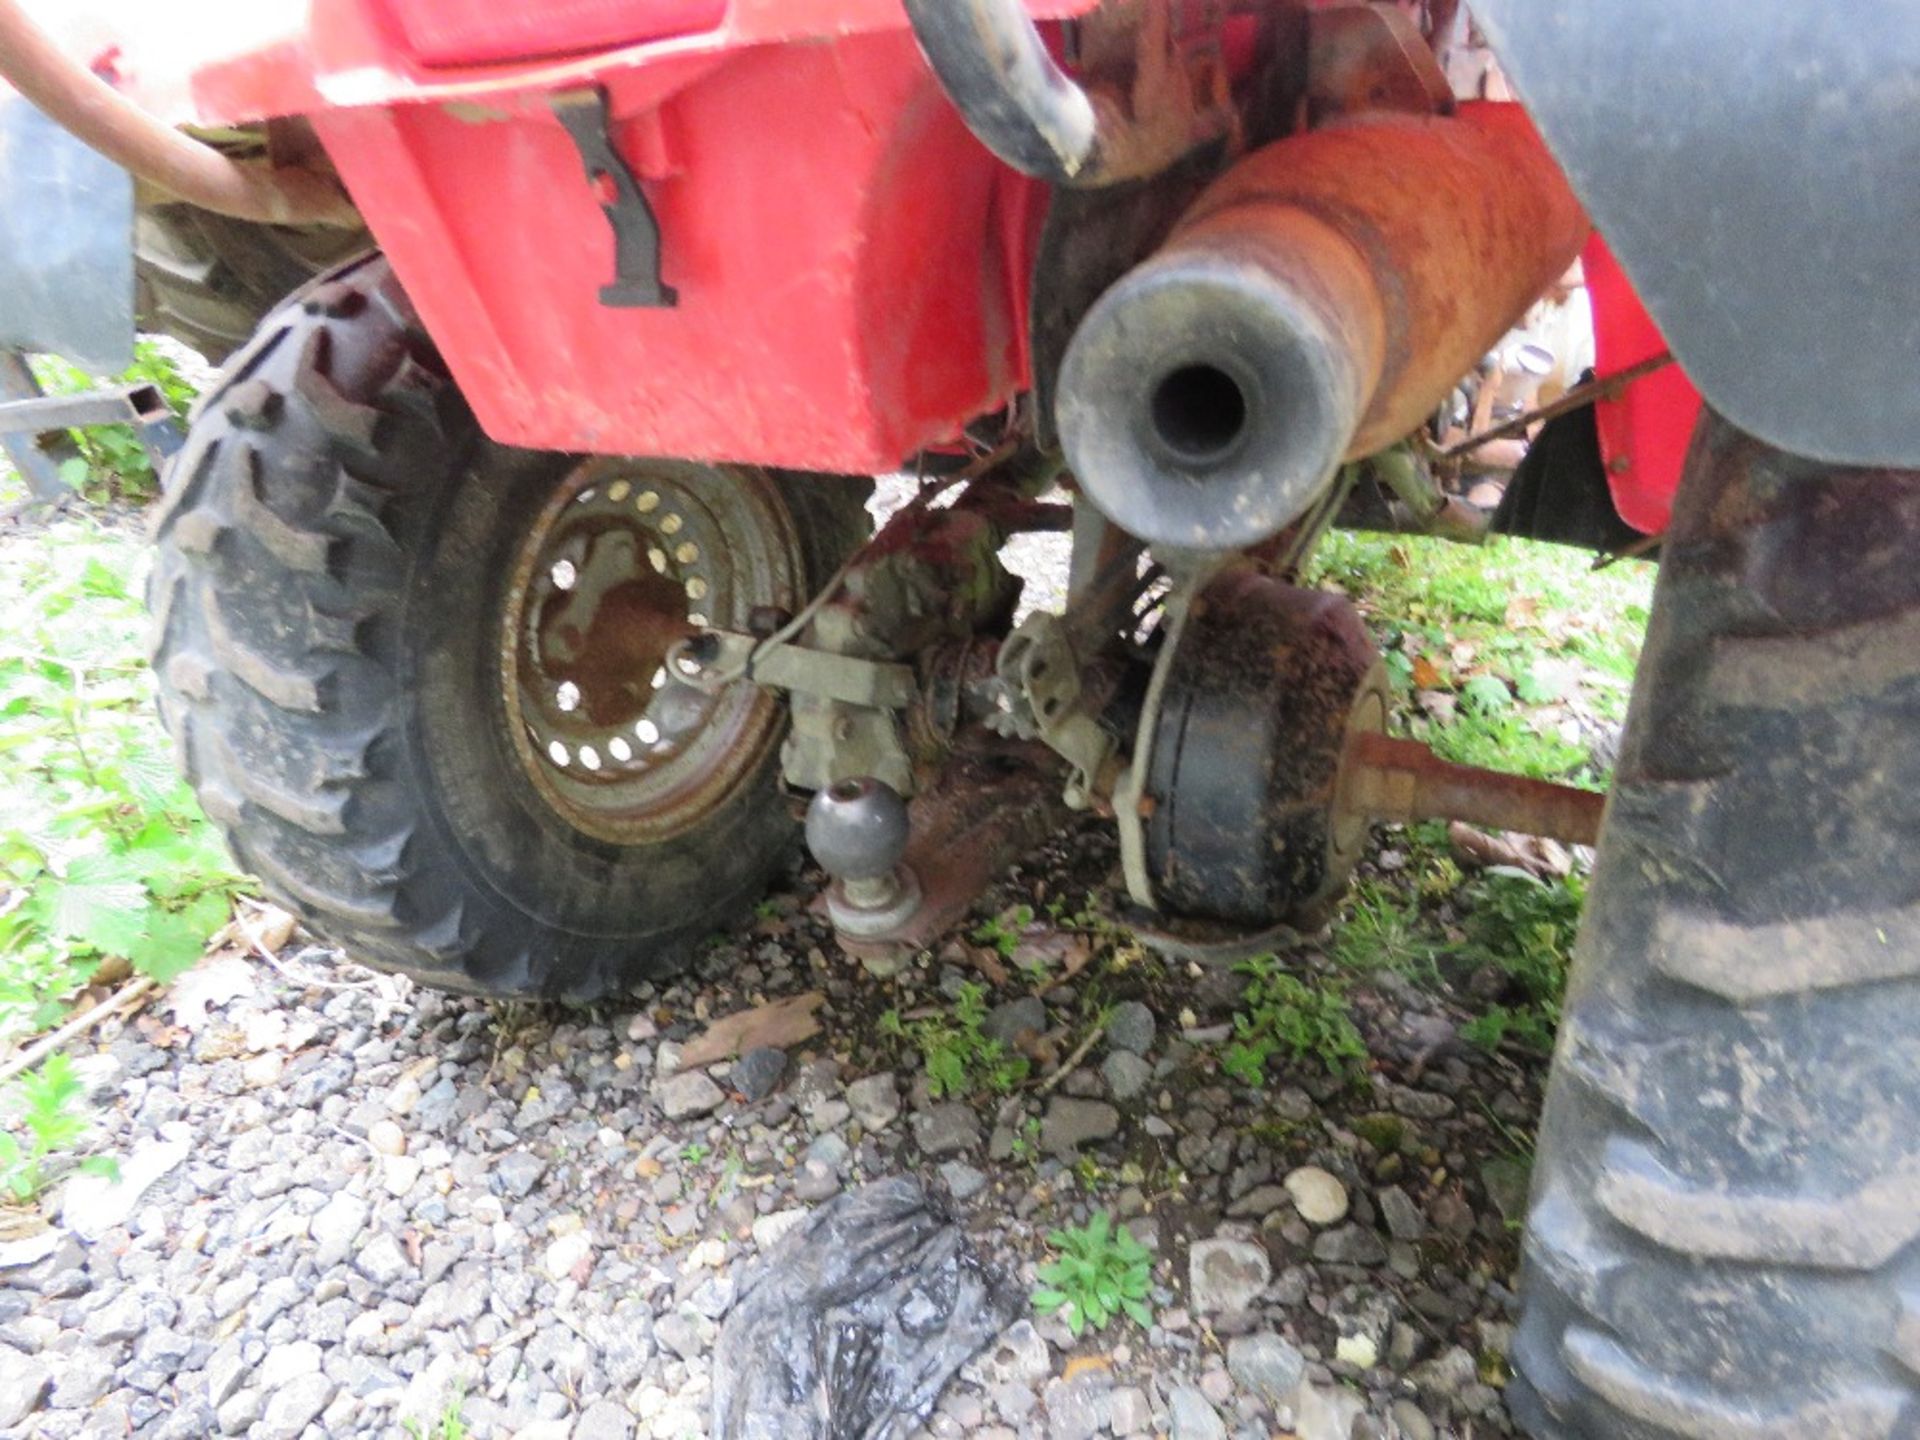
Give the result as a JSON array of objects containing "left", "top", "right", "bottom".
[
  {"left": 1122, "top": 1297, "right": 1153, "bottom": 1329},
  {"left": 39, "top": 853, "right": 146, "bottom": 945},
  {"left": 129, "top": 910, "right": 208, "bottom": 982},
  {"left": 1460, "top": 673, "right": 1515, "bottom": 715},
  {"left": 1031, "top": 1288, "right": 1068, "bottom": 1313}
]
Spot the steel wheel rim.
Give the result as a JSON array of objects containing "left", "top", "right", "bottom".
[{"left": 500, "top": 458, "right": 802, "bottom": 844}]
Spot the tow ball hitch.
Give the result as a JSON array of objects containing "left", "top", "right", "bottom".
[{"left": 788, "top": 568, "right": 1605, "bottom": 963}]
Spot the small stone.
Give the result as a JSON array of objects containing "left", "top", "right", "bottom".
[
  {"left": 1294, "top": 1382, "right": 1366, "bottom": 1440},
  {"left": 1335, "top": 1333, "right": 1380, "bottom": 1369},
  {"left": 84, "top": 1290, "right": 144, "bottom": 1342},
  {"left": 544, "top": 1231, "right": 594, "bottom": 1281},
  {"left": 1227, "top": 1333, "right": 1305, "bottom": 1410},
  {"left": 367, "top": 1119, "right": 407, "bottom": 1156},
  {"left": 241, "top": 1052, "right": 284, "bottom": 1088},
  {"left": 1377, "top": 1185, "right": 1426, "bottom": 1241},
  {"left": 1107, "top": 1386, "right": 1151, "bottom": 1436},
  {"left": 1390, "top": 1400, "right": 1437, "bottom": 1440},
  {"left": 258, "top": 1341, "right": 322, "bottom": 1389},
  {"left": 1167, "top": 1385, "right": 1226, "bottom": 1440},
  {"left": 846, "top": 1074, "right": 901, "bottom": 1130},
  {"left": 964, "top": 1319, "right": 1052, "bottom": 1388},
  {"left": 495, "top": 1150, "right": 548, "bottom": 1200},
  {"left": 730, "top": 1047, "right": 788, "bottom": 1103},
  {"left": 310, "top": 1190, "right": 370, "bottom": 1267},
  {"left": 574, "top": 1397, "right": 635, "bottom": 1440},
  {"left": 982, "top": 996, "right": 1047, "bottom": 1048},
  {"left": 751, "top": 1210, "right": 809, "bottom": 1249},
  {"left": 939, "top": 1160, "right": 988, "bottom": 1200},
  {"left": 1412, "top": 1345, "right": 1477, "bottom": 1398},
  {"left": 657, "top": 1070, "right": 727, "bottom": 1120},
  {"left": 1104, "top": 1001, "right": 1156, "bottom": 1055},
  {"left": 794, "top": 1160, "right": 840, "bottom": 1203},
  {"left": 1042, "top": 1377, "right": 1105, "bottom": 1440},
  {"left": 912, "top": 1103, "right": 981, "bottom": 1157},
  {"left": 656, "top": 1312, "right": 706, "bottom": 1362},
  {"left": 52, "top": 1346, "right": 117, "bottom": 1407},
  {"left": 355, "top": 1232, "right": 411, "bottom": 1285},
  {"left": 1100, "top": 1051, "right": 1152, "bottom": 1102},
  {"left": 809, "top": 1097, "right": 852, "bottom": 1132},
  {"left": 1431, "top": 1189, "right": 1476, "bottom": 1237},
  {"left": 1224, "top": 1184, "right": 1290, "bottom": 1219},
  {"left": 1188, "top": 1238, "right": 1271, "bottom": 1314},
  {"left": 1312, "top": 1224, "right": 1388, "bottom": 1267},
  {"left": 1040, "top": 1097, "right": 1119, "bottom": 1155},
  {"left": 1283, "top": 1166, "right": 1349, "bottom": 1226},
  {"left": 217, "top": 1388, "right": 264, "bottom": 1435},
  {"left": 258, "top": 1373, "right": 336, "bottom": 1439},
  {"left": 382, "top": 1153, "right": 423, "bottom": 1196},
  {"left": 0, "top": 1348, "right": 50, "bottom": 1428}
]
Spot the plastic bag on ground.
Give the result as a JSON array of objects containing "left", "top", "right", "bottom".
[{"left": 712, "top": 1175, "right": 1018, "bottom": 1440}]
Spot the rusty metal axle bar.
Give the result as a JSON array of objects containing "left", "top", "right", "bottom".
[{"left": 1343, "top": 730, "right": 1605, "bottom": 847}]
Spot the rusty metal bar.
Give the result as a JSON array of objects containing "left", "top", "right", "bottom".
[
  {"left": 0, "top": 0, "right": 359, "bottom": 227},
  {"left": 1440, "top": 350, "right": 1675, "bottom": 460},
  {"left": 1344, "top": 730, "right": 1606, "bottom": 846}
]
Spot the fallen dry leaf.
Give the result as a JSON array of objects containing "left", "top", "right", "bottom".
[
  {"left": 164, "top": 953, "right": 260, "bottom": 1029},
  {"left": 134, "top": 1015, "right": 189, "bottom": 1050},
  {"left": 1447, "top": 822, "right": 1573, "bottom": 880},
  {"left": 678, "top": 991, "right": 825, "bottom": 1069},
  {"left": 1411, "top": 654, "right": 1446, "bottom": 690},
  {"left": 238, "top": 904, "right": 299, "bottom": 955}
]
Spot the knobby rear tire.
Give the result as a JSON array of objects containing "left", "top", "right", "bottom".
[
  {"left": 148, "top": 255, "right": 865, "bottom": 999},
  {"left": 1511, "top": 411, "right": 1920, "bottom": 1437}
]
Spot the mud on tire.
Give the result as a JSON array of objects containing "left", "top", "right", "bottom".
[
  {"left": 148, "top": 255, "right": 866, "bottom": 999},
  {"left": 1510, "top": 412, "right": 1920, "bottom": 1437}
]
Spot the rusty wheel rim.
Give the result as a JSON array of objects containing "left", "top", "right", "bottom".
[{"left": 500, "top": 459, "right": 802, "bottom": 844}]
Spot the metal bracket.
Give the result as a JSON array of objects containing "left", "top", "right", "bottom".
[
  {"left": 551, "top": 87, "right": 676, "bottom": 309},
  {"left": 994, "top": 612, "right": 1116, "bottom": 810}
]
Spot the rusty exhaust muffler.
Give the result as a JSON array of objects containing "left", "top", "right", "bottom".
[{"left": 1057, "top": 104, "right": 1588, "bottom": 550}]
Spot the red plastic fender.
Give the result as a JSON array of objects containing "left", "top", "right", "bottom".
[
  {"left": 314, "top": 30, "right": 1047, "bottom": 472},
  {"left": 1586, "top": 232, "right": 1702, "bottom": 536}
]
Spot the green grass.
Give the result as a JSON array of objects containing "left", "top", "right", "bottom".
[
  {"left": 1307, "top": 530, "right": 1651, "bottom": 1055},
  {"left": 878, "top": 981, "right": 1030, "bottom": 1099},
  {"left": 1309, "top": 530, "right": 1653, "bottom": 786},
  {"left": 0, "top": 512, "right": 246, "bottom": 1046},
  {"left": 1031, "top": 1210, "right": 1154, "bottom": 1336},
  {"left": 403, "top": 1387, "right": 469, "bottom": 1440},
  {"left": 1, "top": 1052, "right": 117, "bottom": 1203},
  {"left": 1222, "top": 955, "right": 1368, "bottom": 1087},
  {"left": 28, "top": 341, "right": 197, "bottom": 505}
]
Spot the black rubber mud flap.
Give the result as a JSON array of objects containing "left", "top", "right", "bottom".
[{"left": 1511, "top": 410, "right": 1920, "bottom": 1436}]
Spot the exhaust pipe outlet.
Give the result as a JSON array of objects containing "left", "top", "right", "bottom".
[{"left": 1057, "top": 105, "right": 1588, "bottom": 551}]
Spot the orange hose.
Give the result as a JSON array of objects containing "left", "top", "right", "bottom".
[{"left": 0, "top": 0, "right": 359, "bottom": 227}]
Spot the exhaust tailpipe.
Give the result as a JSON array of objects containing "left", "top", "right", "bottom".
[{"left": 1057, "top": 104, "right": 1588, "bottom": 550}]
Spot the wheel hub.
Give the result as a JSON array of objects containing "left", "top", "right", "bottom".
[{"left": 500, "top": 460, "right": 798, "bottom": 843}]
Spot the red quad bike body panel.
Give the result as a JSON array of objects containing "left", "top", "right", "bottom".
[{"left": 27, "top": 0, "right": 1693, "bottom": 515}]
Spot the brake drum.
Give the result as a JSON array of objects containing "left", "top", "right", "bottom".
[{"left": 1144, "top": 570, "right": 1387, "bottom": 930}]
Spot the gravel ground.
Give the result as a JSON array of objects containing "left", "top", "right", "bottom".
[
  {"left": 0, "top": 805, "right": 1544, "bottom": 1440},
  {"left": 1, "top": 497, "right": 1548, "bottom": 1440}
]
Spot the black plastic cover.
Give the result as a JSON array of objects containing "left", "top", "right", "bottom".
[
  {"left": 0, "top": 95, "right": 134, "bottom": 373},
  {"left": 1476, "top": 2, "right": 1920, "bottom": 467}
]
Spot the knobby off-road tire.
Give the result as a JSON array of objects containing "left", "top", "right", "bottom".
[
  {"left": 148, "top": 255, "right": 866, "bottom": 999},
  {"left": 135, "top": 205, "right": 372, "bottom": 365},
  {"left": 1510, "top": 411, "right": 1920, "bottom": 1438}
]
